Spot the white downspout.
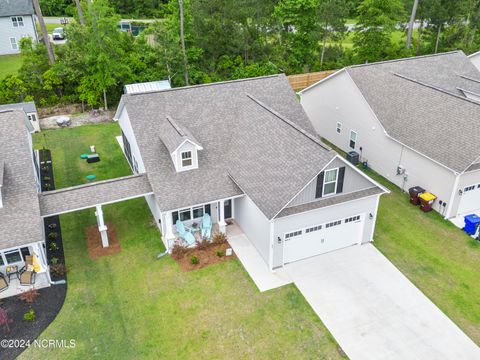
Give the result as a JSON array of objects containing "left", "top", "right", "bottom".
[{"left": 445, "top": 174, "right": 461, "bottom": 219}]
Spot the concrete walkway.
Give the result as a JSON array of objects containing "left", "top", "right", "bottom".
[
  {"left": 228, "top": 226, "right": 292, "bottom": 292},
  {"left": 286, "top": 244, "right": 480, "bottom": 360}
]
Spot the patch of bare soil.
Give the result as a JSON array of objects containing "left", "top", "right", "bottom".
[
  {"left": 173, "top": 240, "right": 236, "bottom": 272},
  {"left": 85, "top": 222, "right": 121, "bottom": 259}
]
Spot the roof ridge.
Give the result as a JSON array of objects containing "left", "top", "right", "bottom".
[
  {"left": 165, "top": 115, "right": 186, "bottom": 137},
  {"left": 459, "top": 74, "right": 480, "bottom": 84},
  {"left": 246, "top": 94, "right": 331, "bottom": 152},
  {"left": 392, "top": 72, "right": 480, "bottom": 106},
  {"left": 127, "top": 74, "right": 282, "bottom": 97},
  {"left": 348, "top": 50, "right": 462, "bottom": 69}
]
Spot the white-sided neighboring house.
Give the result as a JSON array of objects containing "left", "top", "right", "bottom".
[
  {"left": 114, "top": 74, "right": 388, "bottom": 270},
  {"left": 300, "top": 51, "right": 480, "bottom": 221},
  {"left": 0, "top": 0, "right": 38, "bottom": 55},
  {"left": 468, "top": 50, "right": 480, "bottom": 72},
  {"left": 0, "top": 101, "right": 40, "bottom": 132}
]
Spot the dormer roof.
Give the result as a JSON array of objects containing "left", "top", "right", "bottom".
[{"left": 159, "top": 116, "right": 203, "bottom": 155}]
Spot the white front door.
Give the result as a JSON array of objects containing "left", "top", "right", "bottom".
[
  {"left": 458, "top": 184, "right": 480, "bottom": 215},
  {"left": 283, "top": 215, "right": 364, "bottom": 264}
]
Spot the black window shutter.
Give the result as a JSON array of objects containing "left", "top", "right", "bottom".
[
  {"left": 336, "top": 167, "right": 345, "bottom": 194},
  {"left": 315, "top": 172, "right": 325, "bottom": 198},
  {"left": 205, "top": 204, "right": 211, "bottom": 215},
  {"left": 172, "top": 211, "right": 179, "bottom": 225}
]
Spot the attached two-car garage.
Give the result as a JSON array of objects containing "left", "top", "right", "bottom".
[{"left": 283, "top": 214, "right": 364, "bottom": 264}]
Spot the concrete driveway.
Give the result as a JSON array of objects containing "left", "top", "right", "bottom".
[{"left": 286, "top": 244, "right": 480, "bottom": 360}]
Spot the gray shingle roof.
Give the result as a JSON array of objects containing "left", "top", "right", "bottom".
[
  {"left": 0, "top": 0, "right": 34, "bottom": 16},
  {"left": 122, "top": 75, "right": 337, "bottom": 219},
  {"left": 0, "top": 102, "right": 37, "bottom": 114},
  {"left": 0, "top": 110, "right": 43, "bottom": 249},
  {"left": 159, "top": 116, "right": 202, "bottom": 154},
  {"left": 277, "top": 187, "right": 384, "bottom": 218},
  {"left": 346, "top": 51, "right": 480, "bottom": 173},
  {"left": 38, "top": 174, "right": 153, "bottom": 217}
]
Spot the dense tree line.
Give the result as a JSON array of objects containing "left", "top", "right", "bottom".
[{"left": 1, "top": 0, "right": 480, "bottom": 109}]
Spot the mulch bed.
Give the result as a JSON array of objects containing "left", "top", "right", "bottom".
[
  {"left": 173, "top": 240, "right": 236, "bottom": 272},
  {"left": 0, "top": 284, "right": 67, "bottom": 360},
  {"left": 85, "top": 223, "right": 121, "bottom": 259}
]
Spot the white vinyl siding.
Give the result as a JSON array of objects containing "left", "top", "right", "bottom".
[{"left": 0, "top": 15, "right": 37, "bottom": 55}]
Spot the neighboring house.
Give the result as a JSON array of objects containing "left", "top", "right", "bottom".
[
  {"left": 300, "top": 51, "right": 480, "bottom": 220},
  {"left": 124, "top": 80, "right": 171, "bottom": 94},
  {"left": 0, "top": 0, "right": 38, "bottom": 55},
  {"left": 0, "top": 109, "right": 49, "bottom": 294},
  {"left": 115, "top": 75, "right": 387, "bottom": 269},
  {"left": 0, "top": 101, "right": 40, "bottom": 132},
  {"left": 468, "top": 50, "right": 480, "bottom": 72}
]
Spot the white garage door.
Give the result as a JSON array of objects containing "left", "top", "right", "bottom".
[
  {"left": 284, "top": 214, "right": 364, "bottom": 264},
  {"left": 458, "top": 184, "right": 480, "bottom": 215}
]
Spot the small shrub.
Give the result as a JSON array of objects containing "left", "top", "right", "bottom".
[
  {"left": 49, "top": 241, "right": 58, "bottom": 251},
  {"left": 190, "top": 256, "right": 199, "bottom": 265},
  {"left": 196, "top": 238, "right": 210, "bottom": 251},
  {"left": 0, "top": 308, "right": 12, "bottom": 332},
  {"left": 43, "top": 176, "right": 51, "bottom": 181},
  {"left": 48, "top": 232, "right": 58, "bottom": 240},
  {"left": 47, "top": 223, "right": 57, "bottom": 229},
  {"left": 50, "top": 257, "right": 59, "bottom": 265},
  {"left": 212, "top": 232, "right": 227, "bottom": 245},
  {"left": 44, "top": 183, "right": 51, "bottom": 190},
  {"left": 41, "top": 165, "right": 49, "bottom": 172},
  {"left": 171, "top": 244, "right": 188, "bottom": 260},
  {"left": 216, "top": 250, "right": 223, "bottom": 258},
  {"left": 19, "top": 289, "right": 40, "bottom": 304},
  {"left": 50, "top": 263, "right": 67, "bottom": 277},
  {"left": 23, "top": 309, "right": 35, "bottom": 321}
]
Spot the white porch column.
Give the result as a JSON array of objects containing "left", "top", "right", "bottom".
[
  {"left": 95, "top": 205, "right": 109, "bottom": 248},
  {"left": 164, "top": 211, "right": 176, "bottom": 248},
  {"left": 218, "top": 199, "right": 227, "bottom": 234}
]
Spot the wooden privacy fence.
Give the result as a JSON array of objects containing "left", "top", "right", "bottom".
[{"left": 287, "top": 70, "right": 337, "bottom": 91}]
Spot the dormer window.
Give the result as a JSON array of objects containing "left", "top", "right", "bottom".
[{"left": 181, "top": 151, "right": 192, "bottom": 167}]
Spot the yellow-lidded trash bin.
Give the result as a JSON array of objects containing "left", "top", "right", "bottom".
[{"left": 419, "top": 192, "right": 436, "bottom": 212}]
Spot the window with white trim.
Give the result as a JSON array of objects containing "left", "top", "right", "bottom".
[
  {"left": 172, "top": 204, "right": 212, "bottom": 224},
  {"left": 181, "top": 151, "right": 192, "bottom": 167},
  {"left": 11, "top": 16, "right": 24, "bottom": 27},
  {"left": 306, "top": 225, "right": 322, "bottom": 233},
  {"left": 285, "top": 230, "right": 302, "bottom": 239},
  {"left": 326, "top": 220, "right": 341, "bottom": 228},
  {"left": 349, "top": 130, "right": 357, "bottom": 149},
  {"left": 336, "top": 122, "right": 342, "bottom": 134},
  {"left": 4, "top": 249, "right": 22, "bottom": 264},
  {"left": 345, "top": 215, "right": 360, "bottom": 223},
  {"left": 323, "top": 168, "right": 338, "bottom": 196},
  {"left": 10, "top": 37, "right": 17, "bottom": 50}
]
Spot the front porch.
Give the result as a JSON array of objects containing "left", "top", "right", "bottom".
[{"left": 0, "top": 241, "right": 51, "bottom": 299}]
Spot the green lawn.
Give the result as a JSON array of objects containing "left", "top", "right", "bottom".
[
  {"left": 0, "top": 54, "right": 23, "bottom": 80},
  {"left": 22, "top": 123, "right": 344, "bottom": 359}
]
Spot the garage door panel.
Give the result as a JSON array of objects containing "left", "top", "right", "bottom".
[
  {"left": 284, "top": 215, "right": 363, "bottom": 264},
  {"left": 458, "top": 184, "right": 480, "bottom": 215}
]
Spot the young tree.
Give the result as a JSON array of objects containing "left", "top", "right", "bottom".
[
  {"left": 317, "top": 0, "right": 348, "bottom": 69},
  {"left": 353, "top": 0, "right": 405, "bottom": 63},
  {"left": 32, "top": 0, "right": 55, "bottom": 64},
  {"left": 75, "top": 0, "right": 85, "bottom": 25}
]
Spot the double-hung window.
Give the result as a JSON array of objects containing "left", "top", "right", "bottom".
[
  {"left": 181, "top": 151, "right": 192, "bottom": 167},
  {"left": 10, "top": 37, "right": 17, "bottom": 50},
  {"left": 323, "top": 168, "right": 338, "bottom": 196},
  {"left": 349, "top": 130, "right": 357, "bottom": 149},
  {"left": 11, "top": 16, "right": 24, "bottom": 27},
  {"left": 336, "top": 122, "right": 342, "bottom": 134},
  {"left": 4, "top": 249, "right": 22, "bottom": 264}
]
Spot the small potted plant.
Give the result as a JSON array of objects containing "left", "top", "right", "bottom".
[{"left": 191, "top": 222, "right": 199, "bottom": 230}]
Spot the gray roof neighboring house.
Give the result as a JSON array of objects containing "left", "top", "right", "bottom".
[
  {"left": 120, "top": 74, "right": 338, "bottom": 219},
  {"left": 0, "top": 159, "right": 4, "bottom": 188},
  {"left": 0, "top": 110, "right": 43, "bottom": 249},
  {"left": 0, "top": 0, "right": 34, "bottom": 16},
  {"left": 0, "top": 102, "right": 37, "bottom": 114},
  {"left": 344, "top": 51, "right": 480, "bottom": 173}
]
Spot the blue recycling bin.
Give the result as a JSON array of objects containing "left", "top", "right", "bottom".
[{"left": 463, "top": 214, "right": 480, "bottom": 235}]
